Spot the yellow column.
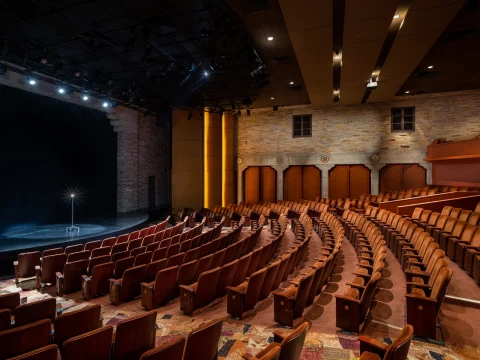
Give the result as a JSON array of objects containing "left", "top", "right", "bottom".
[
  {"left": 222, "top": 113, "right": 235, "bottom": 206},
  {"left": 204, "top": 111, "right": 222, "bottom": 209}
]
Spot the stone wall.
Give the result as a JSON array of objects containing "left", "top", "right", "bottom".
[{"left": 236, "top": 90, "right": 480, "bottom": 201}]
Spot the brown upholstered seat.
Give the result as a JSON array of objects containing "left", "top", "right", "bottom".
[
  {"left": 0, "top": 309, "right": 11, "bottom": 332},
  {"left": 152, "top": 247, "right": 168, "bottom": 261},
  {"left": 84, "top": 240, "right": 101, "bottom": 252},
  {"left": 7, "top": 344, "right": 59, "bottom": 360},
  {"left": 35, "top": 253, "right": 67, "bottom": 289},
  {"left": 438, "top": 219, "right": 466, "bottom": 251},
  {"left": 102, "top": 237, "right": 117, "bottom": 247},
  {"left": 406, "top": 258, "right": 448, "bottom": 293},
  {"left": 211, "top": 248, "right": 226, "bottom": 268},
  {"left": 242, "top": 344, "right": 281, "bottom": 360},
  {"left": 112, "top": 311, "right": 157, "bottom": 360},
  {"left": 227, "top": 267, "right": 268, "bottom": 319},
  {"left": 141, "top": 266, "right": 179, "bottom": 310},
  {"left": 233, "top": 253, "right": 252, "bottom": 286},
  {"left": 111, "top": 242, "right": 128, "bottom": 255},
  {"left": 144, "top": 259, "right": 167, "bottom": 283},
  {"left": 269, "top": 322, "right": 309, "bottom": 360},
  {"left": 335, "top": 271, "right": 382, "bottom": 333},
  {"left": 91, "top": 246, "right": 111, "bottom": 258},
  {"left": 259, "top": 260, "right": 281, "bottom": 301},
  {"left": 405, "top": 266, "right": 453, "bottom": 339},
  {"left": 62, "top": 326, "right": 113, "bottom": 360},
  {"left": 456, "top": 228, "right": 480, "bottom": 269},
  {"left": 109, "top": 264, "right": 147, "bottom": 305},
  {"left": 54, "top": 304, "right": 102, "bottom": 349},
  {"left": 180, "top": 267, "right": 222, "bottom": 316},
  {"left": 273, "top": 270, "right": 315, "bottom": 327},
  {"left": 167, "top": 251, "right": 185, "bottom": 268},
  {"left": 82, "top": 262, "right": 115, "bottom": 300},
  {"left": 134, "top": 251, "right": 153, "bottom": 266},
  {"left": 0, "top": 319, "right": 52, "bottom": 359},
  {"left": 216, "top": 260, "right": 239, "bottom": 298},
  {"left": 86, "top": 255, "right": 110, "bottom": 275},
  {"left": 14, "top": 251, "right": 41, "bottom": 282},
  {"left": 195, "top": 253, "right": 214, "bottom": 281},
  {"left": 140, "top": 336, "right": 186, "bottom": 360},
  {"left": 0, "top": 292, "right": 20, "bottom": 312},
  {"left": 14, "top": 297, "right": 56, "bottom": 327},
  {"left": 65, "top": 244, "right": 84, "bottom": 255},
  {"left": 113, "top": 256, "right": 135, "bottom": 279},
  {"left": 130, "top": 246, "right": 147, "bottom": 257},
  {"left": 183, "top": 318, "right": 223, "bottom": 360},
  {"left": 56, "top": 259, "right": 88, "bottom": 296},
  {"left": 141, "top": 234, "right": 155, "bottom": 247},
  {"left": 358, "top": 324, "right": 413, "bottom": 360},
  {"left": 67, "top": 250, "right": 90, "bottom": 263}
]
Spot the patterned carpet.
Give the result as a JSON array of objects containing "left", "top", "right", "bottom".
[{"left": 1, "top": 277, "right": 478, "bottom": 360}]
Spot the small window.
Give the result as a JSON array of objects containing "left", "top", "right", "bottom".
[
  {"left": 391, "top": 107, "right": 415, "bottom": 132},
  {"left": 292, "top": 115, "right": 312, "bottom": 137}
]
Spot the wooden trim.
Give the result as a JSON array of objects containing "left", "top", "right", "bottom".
[{"left": 424, "top": 154, "right": 480, "bottom": 162}]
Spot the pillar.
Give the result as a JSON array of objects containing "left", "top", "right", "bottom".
[
  {"left": 107, "top": 106, "right": 139, "bottom": 212},
  {"left": 172, "top": 109, "right": 204, "bottom": 209},
  {"left": 222, "top": 113, "right": 235, "bottom": 206},
  {"left": 204, "top": 112, "right": 222, "bottom": 209}
]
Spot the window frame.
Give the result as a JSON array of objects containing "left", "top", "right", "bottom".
[
  {"left": 292, "top": 114, "right": 312, "bottom": 138},
  {"left": 391, "top": 106, "right": 415, "bottom": 132}
]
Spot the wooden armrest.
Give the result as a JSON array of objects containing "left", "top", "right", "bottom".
[
  {"left": 179, "top": 284, "right": 195, "bottom": 292},
  {"left": 405, "top": 293, "right": 437, "bottom": 302},
  {"left": 358, "top": 336, "right": 389, "bottom": 352},
  {"left": 406, "top": 262, "right": 426, "bottom": 270},
  {"left": 357, "top": 263, "right": 373, "bottom": 269},
  {"left": 273, "top": 330, "right": 286, "bottom": 343},
  {"left": 140, "top": 282, "right": 153, "bottom": 289},
  {"left": 347, "top": 282, "right": 366, "bottom": 289},
  {"left": 55, "top": 272, "right": 63, "bottom": 279},
  {"left": 334, "top": 294, "right": 361, "bottom": 303},
  {"left": 405, "top": 269, "right": 429, "bottom": 278},
  {"left": 352, "top": 271, "right": 370, "bottom": 278},
  {"left": 81, "top": 275, "right": 90, "bottom": 281},
  {"left": 406, "top": 282, "right": 431, "bottom": 290},
  {"left": 226, "top": 286, "right": 245, "bottom": 295}
]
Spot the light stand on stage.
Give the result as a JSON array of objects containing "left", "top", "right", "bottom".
[{"left": 66, "top": 193, "right": 80, "bottom": 232}]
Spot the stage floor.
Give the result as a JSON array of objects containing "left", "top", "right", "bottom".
[{"left": 0, "top": 212, "right": 148, "bottom": 254}]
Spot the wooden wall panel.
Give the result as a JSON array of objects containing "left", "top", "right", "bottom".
[
  {"left": 244, "top": 167, "right": 260, "bottom": 204},
  {"left": 402, "top": 164, "right": 426, "bottom": 189},
  {"left": 302, "top": 166, "right": 321, "bottom": 201},
  {"left": 260, "top": 167, "right": 276, "bottom": 202},
  {"left": 380, "top": 164, "right": 403, "bottom": 192},
  {"left": 349, "top": 165, "right": 371, "bottom": 199},
  {"left": 329, "top": 166, "right": 350, "bottom": 198},
  {"left": 284, "top": 166, "right": 303, "bottom": 201}
]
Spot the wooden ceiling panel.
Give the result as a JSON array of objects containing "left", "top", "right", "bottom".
[
  {"left": 368, "top": 0, "right": 466, "bottom": 102},
  {"left": 279, "top": 0, "right": 333, "bottom": 107},
  {"left": 340, "top": 0, "right": 400, "bottom": 104}
]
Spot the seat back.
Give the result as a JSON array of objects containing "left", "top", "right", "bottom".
[
  {"left": 152, "top": 247, "right": 168, "bottom": 261},
  {"left": 211, "top": 248, "right": 226, "bottom": 269},
  {"left": 62, "top": 259, "right": 88, "bottom": 293},
  {"left": 62, "top": 326, "right": 113, "bottom": 360},
  {"left": 359, "top": 271, "right": 382, "bottom": 319},
  {"left": 0, "top": 309, "right": 11, "bottom": 332},
  {"left": 87, "top": 255, "right": 111, "bottom": 275},
  {"left": 41, "top": 254, "right": 67, "bottom": 283},
  {"left": 0, "top": 319, "right": 52, "bottom": 359},
  {"left": 114, "top": 256, "right": 135, "bottom": 279},
  {"left": 139, "top": 337, "right": 186, "bottom": 360},
  {"left": 113, "top": 311, "right": 157, "bottom": 360},
  {"left": 91, "top": 246, "right": 111, "bottom": 258},
  {"left": 259, "top": 260, "right": 281, "bottom": 300},
  {"left": 17, "top": 252, "right": 41, "bottom": 278},
  {"left": 441, "top": 206, "right": 453, "bottom": 216},
  {"left": 68, "top": 250, "right": 90, "bottom": 263},
  {"left": 0, "top": 292, "right": 20, "bottom": 312},
  {"left": 247, "top": 246, "right": 264, "bottom": 276},
  {"left": 177, "top": 260, "right": 198, "bottom": 290},
  {"left": 8, "top": 344, "right": 59, "bottom": 360},
  {"left": 431, "top": 267, "right": 453, "bottom": 314},
  {"left": 279, "top": 322, "right": 309, "bottom": 360},
  {"left": 14, "top": 298, "right": 56, "bottom": 327},
  {"left": 384, "top": 324, "right": 414, "bottom": 360},
  {"left": 135, "top": 251, "right": 153, "bottom": 267},
  {"left": 418, "top": 210, "right": 432, "bottom": 223},
  {"left": 111, "top": 243, "right": 128, "bottom": 255},
  {"left": 184, "top": 247, "right": 200, "bottom": 263},
  {"left": 145, "top": 259, "right": 167, "bottom": 283},
  {"left": 111, "top": 250, "right": 129, "bottom": 263},
  {"left": 119, "top": 264, "right": 147, "bottom": 301},
  {"left": 84, "top": 240, "right": 101, "bottom": 252},
  {"left": 293, "top": 270, "right": 315, "bottom": 314},
  {"left": 153, "top": 266, "right": 179, "bottom": 304},
  {"left": 130, "top": 246, "right": 146, "bottom": 258},
  {"left": 89, "top": 262, "right": 115, "bottom": 297},
  {"left": 194, "top": 267, "right": 222, "bottom": 309},
  {"left": 411, "top": 208, "right": 423, "bottom": 220},
  {"left": 272, "top": 254, "right": 291, "bottom": 290},
  {"left": 468, "top": 212, "right": 480, "bottom": 225},
  {"left": 195, "top": 254, "right": 214, "bottom": 281},
  {"left": 234, "top": 253, "right": 252, "bottom": 286},
  {"left": 54, "top": 304, "right": 101, "bottom": 349},
  {"left": 216, "top": 260, "right": 239, "bottom": 297},
  {"left": 183, "top": 318, "right": 223, "bottom": 360},
  {"left": 102, "top": 237, "right": 117, "bottom": 247},
  {"left": 245, "top": 267, "right": 268, "bottom": 310},
  {"left": 167, "top": 252, "right": 185, "bottom": 268}
]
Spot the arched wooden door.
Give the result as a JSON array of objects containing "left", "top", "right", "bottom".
[
  {"left": 379, "top": 164, "right": 426, "bottom": 192},
  {"left": 243, "top": 166, "right": 277, "bottom": 203},
  {"left": 283, "top": 165, "right": 321, "bottom": 201},
  {"left": 329, "top": 165, "right": 371, "bottom": 198}
]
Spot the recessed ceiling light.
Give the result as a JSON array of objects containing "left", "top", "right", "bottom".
[
  {"left": 289, "top": 81, "right": 294, "bottom": 85},
  {"left": 405, "top": 90, "right": 410, "bottom": 94},
  {"left": 427, "top": 65, "right": 433, "bottom": 69},
  {"left": 267, "top": 36, "right": 274, "bottom": 41},
  {"left": 393, "top": 14, "right": 400, "bottom": 19},
  {"left": 334, "top": 55, "right": 339, "bottom": 59},
  {"left": 82, "top": 95, "right": 89, "bottom": 101},
  {"left": 28, "top": 79, "right": 36, "bottom": 85},
  {"left": 271, "top": 97, "right": 274, "bottom": 100}
]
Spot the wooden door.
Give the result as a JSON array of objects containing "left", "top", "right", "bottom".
[
  {"left": 244, "top": 167, "right": 259, "bottom": 203},
  {"left": 284, "top": 166, "right": 303, "bottom": 201},
  {"left": 379, "top": 164, "right": 403, "bottom": 192},
  {"left": 402, "top": 164, "right": 426, "bottom": 189},
  {"left": 329, "top": 166, "right": 350, "bottom": 198},
  {"left": 349, "top": 165, "right": 371, "bottom": 199},
  {"left": 260, "top": 167, "right": 276, "bottom": 202},
  {"left": 302, "top": 166, "right": 321, "bottom": 201}
]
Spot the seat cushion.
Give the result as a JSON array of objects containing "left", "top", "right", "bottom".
[
  {"left": 344, "top": 287, "right": 360, "bottom": 299},
  {"left": 351, "top": 277, "right": 365, "bottom": 286},
  {"left": 411, "top": 288, "right": 426, "bottom": 297}
]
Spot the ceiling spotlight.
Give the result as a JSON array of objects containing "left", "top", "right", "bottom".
[
  {"left": 427, "top": 65, "right": 433, "bottom": 69},
  {"left": 393, "top": 14, "right": 400, "bottom": 19},
  {"left": 405, "top": 90, "right": 410, "bottom": 94},
  {"left": 28, "top": 77, "right": 36, "bottom": 85},
  {"left": 102, "top": 101, "right": 110, "bottom": 108},
  {"left": 58, "top": 87, "right": 65, "bottom": 94},
  {"left": 70, "top": 194, "right": 75, "bottom": 198},
  {"left": 270, "top": 97, "right": 274, "bottom": 100},
  {"left": 204, "top": 71, "right": 209, "bottom": 76},
  {"left": 289, "top": 81, "right": 294, "bottom": 85},
  {"left": 82, "top": 94, "right": 89, "bottom": 101},
  {"left": 334, "top": 55, "right": 339, "bottom": 59},
  {"left": 267, "top": 36, "right": 274, "bottom": 41},
  {"left": 247, "top": 109, "right": 251, "bottom": 116}
]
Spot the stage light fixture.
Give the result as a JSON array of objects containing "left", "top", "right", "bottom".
[
  {"left": 270, "top": 97, "right": 274, "bottom": 100},
  {"left": 394, "top": 14, "right": 400, "bottom": 19},
  {"left": 82, "top": 94, "right": 89, "bottom": 101},
  {"left": 102, "top": 101, "right": 110, "bottom": 108},
  {"left": 267, "top": 36, "right": 274, "bottom": 41},
  {"left": 427, "top": 65, "right": 433, "bottom": 69},
  {"left": 405, "top": 90, "right": 410, "bottom": 94},
  {"left": 289, "top": 81, "right": 294, "bottom": 85},
  {"left": 204, "top": 71, "right": 209, "bottom": 76},
  {"left": 58, "top": 87, "right": 65, "bottom": 94},
  {"left": 71, "top": 193, "right": 75, "bottom": 198}
]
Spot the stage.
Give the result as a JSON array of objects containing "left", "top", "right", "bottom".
[{"left": 0, "top": 211, "right": 150, "bottom": 276}]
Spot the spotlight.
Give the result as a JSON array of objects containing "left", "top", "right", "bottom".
[
  {"left": 102, "top": 101, "right": 110, "bottom": 108},
  {"left": 204, "top": 71, "right": 209, "bottom": 76},
  {"left": 393, "top": 14, "right": 400, "bottom": 19},
  {"left": 267, "top": 36, "right": 274, "bottom": 41},
  {"left": 427, "top": 65, "right": 433, "bottom": 69},
  {"left": 270, "top": 97, "right": 274, "bottom": 100},
  {"left": 247, "top": 108, "right": 251, "bottom": 116},
  {"left": 188, "top": 112, "right": 193, "bottom": 120},
  {"left": 70, "top": 193, "right": 75, "bottom": 198},
  {"left": 405, "top": 90, "right": 410, "bottom": 94},
  {"left": 58, "top": 87, "right": 65, "bottom": 94},
  {"left": 289, "top": 81, "right": 294, "bottom": 85},
  {"left": 28, "top": 77, "right": 36, "bottom": 85},
  {"left": 82, "top": 94, "right": 89, "bottom": 101},
  {"left": 73, "top": 71, "right": 81, "bottom": 77}
]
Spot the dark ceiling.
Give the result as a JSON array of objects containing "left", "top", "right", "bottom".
[{"left": 0, "top": 0, "right": 277, "bottom": 112}]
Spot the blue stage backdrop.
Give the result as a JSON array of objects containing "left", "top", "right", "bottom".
[{"left": 0, "top": 85, "right": 117, "bottom": 233}]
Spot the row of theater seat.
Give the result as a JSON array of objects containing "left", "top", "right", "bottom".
[
  {"left": 257, "top": 202, "right": 290, "bottom": 219},
  {"left": 343, "top": 208, "right": 453, "bottom": 339},
  {"left": 273, "top": 210, "right": 344, "bottom": 327}
]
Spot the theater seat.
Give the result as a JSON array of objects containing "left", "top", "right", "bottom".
[
  {"left": 13, "top": 298, "right": 56, "bottom": 327},
  {"left": 113, "top": 256, "right": 135, "bottom": 279},
  {"left": 227, "top": 267, "right": 267, "bottom": 319},
  {"left": 62, "top": 326, "right": 113, "bottom": 360},
  {"left": 265, "top": 322, "right": 309, "bottom": 360},
  {"left": 141, "top": 266, "right": 179, "bottom": 310},
  {"left": 84, "top": 240, "right": 101, "bottom": 252},
  {"left": 54, "top": 304, "right": 102, "bottom": 349},
  {"left": 139, "top": 337, "right": 186, "bottom": 360},
  {"left": 405, "top": 267, "right": 453, "bottom": 339},
  {"left": 109, "top": 264, "right": 147, "bottom": 305},
  {"left": 7, "top": 344, "right": 59, "bottom": 360},
  {"left": 65, "top": 244, "right": 84, "bottom": 255},
  {"left": 14, "top": 251, "right": 41, "bottom": 283},
  {"left": 358, "top": 324, "right": 413, "bottom": 360},
  {"left": 183, "top": 318, "right": 223, "bottom": 360},
  {"left": 56, "top": 259, "right": 88, "bottom": 296},
  {"left": 176, "top": 260, "right": 198, "bottom": 296},
  {"left": 242, "top": 344, "right": 281, "bottom": 360},
  {"left": 0, "top": 292, "right": 20, "bottom": 312},
  {"left": 35, "top": 253, "right": 67, "bottom": 289},
  {"left": 0, "top": 309, "right": 11, "bottom": 331},
  {"left": 82, "top": 262, "right": 115, "bottom": 300},
  {"left": 144, "top": 259, "right": 167, "bottom": 283},
  {"left": 180, "top": 267, "right": 222, "bottom": 316},
  {"left": 67, "top": 250, "right": 90, "bottom": 263},
  {"left": 112, "top": 311, "right": 157, "bottom": 360},
  {"left": 0, "top": 319, "right": 52, "bottom": 359},
  {"left": 216, "top": 260, "right": 239, "bottom": 298},
  {"left": 91, "top": 246, "right": 111, "bottom": 258}
]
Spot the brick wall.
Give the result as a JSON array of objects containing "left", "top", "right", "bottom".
[{"left": 236, "top": 90, "right": 480, "bottom": 200}]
